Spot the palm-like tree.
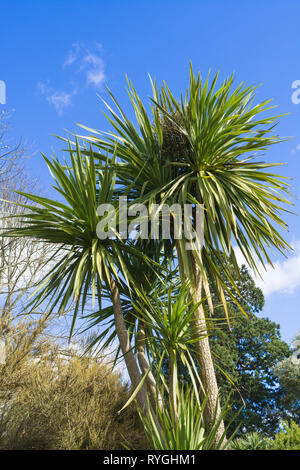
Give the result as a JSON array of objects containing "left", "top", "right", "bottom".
[
  {"left": 1, "top": 140, "right": 152, "bottom": 410},
  {"left": 85, "top": 238, "right": 176, "bottom": 405},
  {"left": 2, "top": 66, "right": 293, "bottom": 448},
  {"left": 81, "top": 66, "right": 293, "bottom": 444}
]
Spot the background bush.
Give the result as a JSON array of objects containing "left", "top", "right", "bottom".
[
  {"left": 0, "top": 323, "right": 147, "bottom": 450},
  {"left": 268, "top": 421, "right": 300, "bottom": 450},
  {"left": 230, "top": 432, "right": 269, "bottom": 450},
  {"left": 230, "top": 422, "right": 300, "bottom": 450}
]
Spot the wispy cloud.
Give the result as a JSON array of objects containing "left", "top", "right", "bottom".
[
  {"left": 38, "top": 42, "right": 105, "bottom": 115},
  {"left": 235, "top": 241, "right": 300, "bottom": 296},
  {"left": 290, "top": 144, "right": 300, "bottom": 155},
  {"left": 64, "top": 42, "right": 105, "bottom": 89},
  {"left": 63, "top": 44, "right": 80, "bottom": 68},
  {"left": 38, "top": 82, "right": 77, "bottom": 116},
  {"left": 84, "top": 54, "right": 105, "bottom": 87}
]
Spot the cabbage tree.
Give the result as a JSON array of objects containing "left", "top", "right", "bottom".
[
  {"left": 1, "top": 142, "right": 151, "bottom": 409},
  {"left": 81, "top": 67, "right": 292, "bottom": 444}
]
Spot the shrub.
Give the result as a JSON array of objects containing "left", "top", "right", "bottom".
[
  {"left": 230, "top": 432, "right": 269, "bottom": 450},
  {"left": 0, "top": 326, "right": 147, "bottom": 450},
  {"left": 268, "top": 421, "right": 300, "bottom": 450}
]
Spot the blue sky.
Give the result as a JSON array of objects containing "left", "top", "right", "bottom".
[{"left": 1, "top": 0, "right": 299, "bottom": 344}]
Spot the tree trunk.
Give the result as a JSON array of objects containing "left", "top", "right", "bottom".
[
  {"left": 190, "top": 253, "right": 226, "bottom": 448},
  {"left": 108, "top": 276, "right": 148, "bottom": 411},
  {"left": 169, "top": 352, "right": 178, "bottom": 422},
  {"left": 137, "top": 321, "right": 163, "bottom": 409}
]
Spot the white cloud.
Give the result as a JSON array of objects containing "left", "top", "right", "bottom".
[
  {"left": 86, "top": 68, "right": 105, "bottom": 87},
  {"left": 62, "top": 43, "right": 80, "bottom": 68},
  {"left": 235, "top": 241, "right": 300, "bottom": 296},
  {"left": 64, "top": 42, "right": 105, "bottom": 89},
  {"left": 38, "top": 42, "right": 105, "bottom": 115},
  {"left": 290, "top": 143, "right": 300, "bottom": 155},
  {"left": 38, "top": 82, "right": 77, "bottom": 116}
]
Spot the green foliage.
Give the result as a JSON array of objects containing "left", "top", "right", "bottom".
[
  {"left": 275, "top": 332, "right": 300, "bottom": 424},
  {"left": 208, "top": 261, "right": 292, "bottom": 436},
  {"left": 138, "top": 387, "right": 206, "bottom": 450},
  {"left": 211, "top": 304, "right": 290, "bottom": 435},
  {"left": 87, "top": 66, "right": 293, "bottom": 317},
  {"left": 1, "top": 142, "right": 153, "bottom": 345},
  {"left": 138, "top": 387, "right": 232, "bottom": 450},
  {"left": 230, "top": 432, "right": 269, "bottom": 450},
  {"left": 1, "top": 67, "right": 293, "bottom": 450},
  {"left": 133, "top": 284, "right": 201, "bottom": 372},
  {"left": 162, "top": 263, "right": 291, "bottom": 436},
  {"left": 268, "top": 421, "right": 300, "bottom": 450},
  {"left": 130, "top": 287, "right": 237, "bottom": 450}
]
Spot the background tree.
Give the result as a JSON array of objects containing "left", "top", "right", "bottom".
[
  {"left": 267, "top": 420, "right": 300, "bottom": 450},
  {"left": 275, "top": 331, "right": 300, "bottom": 425},
  {"left": 211, "top": 296, "right": 290, "bottom": 435},
  {"left": 0, "top": 110, "right": 63, "bottom": 366},
  {"left": 162, "top": 263, "right": 291, "bottom": 436},
  {"left": 0, "top": 110, "right": 24, "bottom": 186}
]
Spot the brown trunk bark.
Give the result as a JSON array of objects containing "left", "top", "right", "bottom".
[
  {"left": 190, "top": 253, "right": 226, "bottom": 448},
  {"left": 108, "top": 276, "right": 148, "bottom": 411}
]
